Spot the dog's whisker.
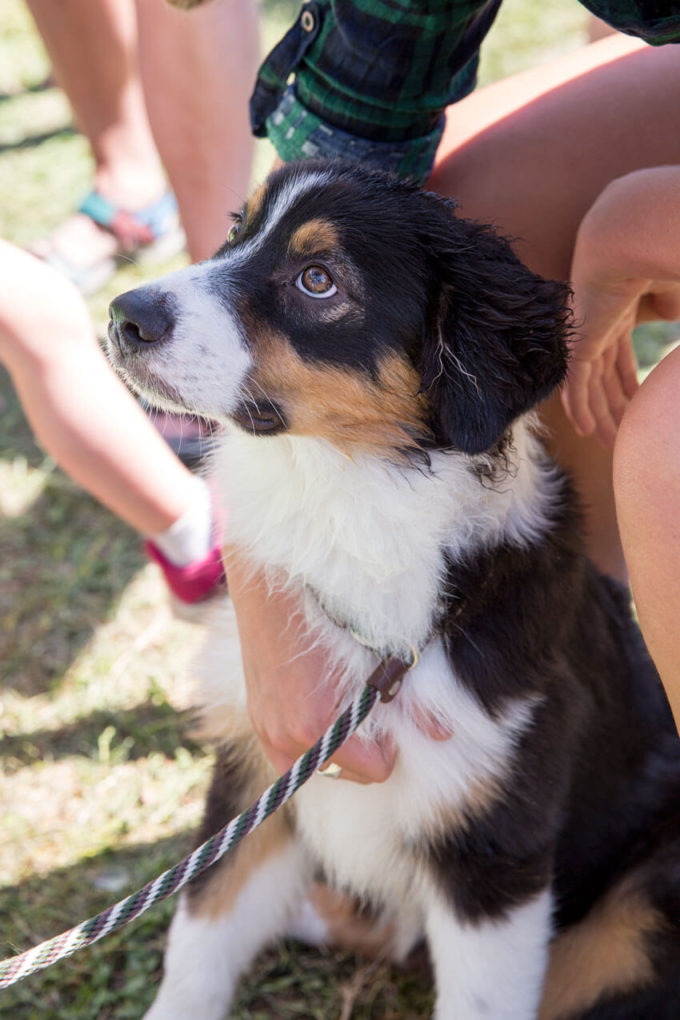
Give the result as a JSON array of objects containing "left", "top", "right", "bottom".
[{"left": 247, "top": 377, "right": 287, "bottom": 426}]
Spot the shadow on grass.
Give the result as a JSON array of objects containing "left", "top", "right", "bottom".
[
  {"left": 0, "top": 481, "right": 148, "bottom": 693},
  {"left": 0, "top": 75, "right": 53, "bottom": 103},
  {"left": 0, "top": 368, "right": 149, "bottom": 694},
  {"left": 0, "top": 833, "right": 192, "bottom": 1020},
  {"left": 0, "top": 364, "right": 49, "bottom": 468},
  {"left": 0, "top": 123, "right": 75, "bottom": 153},
  {"left": 233, "top": 939, "right": 433, "bottom": 1020},
  {"left": 1, "top": 830, "right": 433, "bottom": 1020},
  {"left": 0, "top": 701, "right": 201, "bottom": 772}
]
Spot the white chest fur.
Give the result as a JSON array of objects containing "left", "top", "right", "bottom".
[
  {"left": 212, "top": 420, "right": 557, "bottom": 663},
  {"left": 294, "top": 639, "right": 537, "bottom": 905},
  {"left": 207, "top": 422, "right": 553, "bottom": 899}
]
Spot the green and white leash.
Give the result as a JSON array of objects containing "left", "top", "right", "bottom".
[{"left": 0, "top": 655, "right": 412, "bottom": 990}]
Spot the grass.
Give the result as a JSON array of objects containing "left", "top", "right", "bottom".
[{"left": 1, "top": 1, "right": 678, "bottom": 1018}]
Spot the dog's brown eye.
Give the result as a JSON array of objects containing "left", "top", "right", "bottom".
[
  {"left": 228, "top": 220, "right": 242, "bottom": 244},
  {"left": 296, "top": 266, "right": 337, "bottom": 299}
]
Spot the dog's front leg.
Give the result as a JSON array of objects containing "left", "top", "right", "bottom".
[
  {"left": 426, "top": 886, "right": 553, "bottom": 1020},
  {"left": 144, "top": 825, "right": 308, "bottom": 1020},
  {"left": 144, "top": 741, "right": 309, "bottom": 1020}
]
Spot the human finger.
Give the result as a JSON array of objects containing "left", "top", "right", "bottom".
[
  {"left": 561, "top": 356, "right": 596, "bottom": 437},
  {"left": 322, "top": 732, "right": 397, "bottom": 784},
  {"left": 615, "top": 333, "right": 640, "bottom": 401},
  {"left": 586, "top": 364, "right": 619, "bottom": 449},
  {"left": 247, "top": 693, "right": 340, "bottom": 771},
  {"left": 261, "top": 712, "right": 397, "bottom": 783},
  {"left": 600, "top": 343, "right": 631, "bottom": 434}
]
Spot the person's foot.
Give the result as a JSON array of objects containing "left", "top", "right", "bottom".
[
  {"left": 29, "top": 190, "right": 185, "bottom": 296},
  {"left": 144, "top": 539, "right": 226, "bottom": 605}
]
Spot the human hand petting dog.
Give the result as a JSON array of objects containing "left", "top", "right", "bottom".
[
  {"left": 226, "top": 551, "right": 451, "bottom": 784},
  {"left": 562, "top": 166, "right": 680, "bottom": 448},
  {"left": 226, "top": 552, "right": 395, "bottom": 783}
]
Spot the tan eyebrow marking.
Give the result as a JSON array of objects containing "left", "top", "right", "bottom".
[
  {"left": 243, "top": 181, "right": 267, "bottom": 224},
  {"left": 288, "top": 219, "right": 340, "bottom": 257}
]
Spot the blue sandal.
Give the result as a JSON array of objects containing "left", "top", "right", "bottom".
[{"left": 31, "top": 189, "right": 185, "bottom": 296}]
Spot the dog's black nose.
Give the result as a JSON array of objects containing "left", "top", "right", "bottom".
[{"left": 109, "top": 288, "right": 175, "bottom": 348}]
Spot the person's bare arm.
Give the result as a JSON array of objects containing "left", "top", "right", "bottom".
[{"left": 562, "top": 166, "right": 680, "bottom": 447}]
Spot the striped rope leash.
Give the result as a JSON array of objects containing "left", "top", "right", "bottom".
[{"left": 0, "top": 654, "right": 412, "bottom": 990}]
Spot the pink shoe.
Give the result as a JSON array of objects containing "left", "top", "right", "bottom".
[{"left": 144, "top": 540, "right": 226, "bottom": 604}]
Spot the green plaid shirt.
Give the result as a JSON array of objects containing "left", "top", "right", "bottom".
[{"left": 250, "top": 0, "right": 680, "bottom": 184}]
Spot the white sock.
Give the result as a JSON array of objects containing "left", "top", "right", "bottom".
[{"left": 150, "top": 475, "right": 214, "bottom": 567}]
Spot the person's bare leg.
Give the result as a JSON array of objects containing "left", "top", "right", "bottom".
[
  {"left": 429, "top": 36, "right": 680, "bottom": 578},
  {"left": 614, "top": 346, "right": 680, "bottom": 731},
  {"left": 135, "top": 0, "right": 259, "bottom": 262},
  {"left": 587, "top": 13, "right": 618, "bottom": 42},
  {"left": 26, "top": 0, "right": 168, "bottom": 270}
]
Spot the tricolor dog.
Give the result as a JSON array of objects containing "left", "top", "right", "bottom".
[{"left": 108, "top": 162, "right": 680, "bottom": 1019}]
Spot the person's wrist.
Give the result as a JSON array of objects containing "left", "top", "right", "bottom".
[
  {"left": 579, "top": 169, "right": 680, "bottom": 285},
  {"left": 264, "top": 85, "right": 443, "bottom": 185},
  {"left": 572, "top": 202, "right": 652, "bottom": 322}
]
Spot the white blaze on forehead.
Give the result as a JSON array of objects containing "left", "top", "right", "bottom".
[{"left": 228, "top": 168, "right": 337, "bottom": 264}]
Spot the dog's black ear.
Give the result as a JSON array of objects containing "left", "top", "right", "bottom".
[{"left": 417, "top": 197, "right": 571, "bottom": 454}]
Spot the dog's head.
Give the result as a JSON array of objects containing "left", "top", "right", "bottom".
[{"left": 108, "top": 161, "right": 570, "bottom": 459}]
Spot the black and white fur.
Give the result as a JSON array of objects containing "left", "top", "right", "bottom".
[{"left": 108, "top": 162, "right": 680, "bottom": 1019}]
